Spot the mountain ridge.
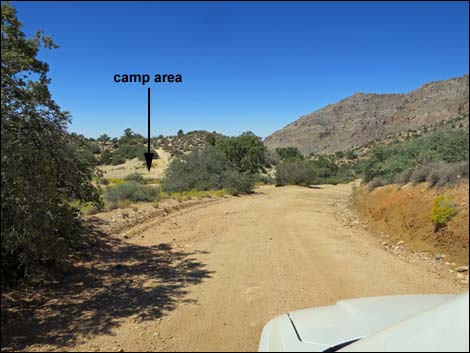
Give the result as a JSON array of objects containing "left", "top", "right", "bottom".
[{"left": 264, "top": 74, "right": 469, "bottom": 154}]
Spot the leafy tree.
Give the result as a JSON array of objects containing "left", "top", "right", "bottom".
[
  {"left": 177, "top": 129, "right": 184, "bottom": 137},
  {"left": 1, "top": 2, "right": 100, "bottom": 283},
  {"left": 124, "top": 128, "right": 134, "bottom": 138},
  {"left": 97, "top": 133, "right": 110, "bottom": 143},
  {"left": 276, "top": 147, "right": 303, "bottom": 162},
  {"left": 216, "top": 132, "right": 267, "bottom": 173}
]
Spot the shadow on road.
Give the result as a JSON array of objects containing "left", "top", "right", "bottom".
[{"left": 1, "top": 225, "right": 212, "bottom": 351}]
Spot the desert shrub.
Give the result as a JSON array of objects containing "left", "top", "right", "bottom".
[
  {"left": 346, "top": 150, "right": 358, "bottom": 160},
  {"left": 275, "top": 160, "right": 316, "bottom": 186},
  {"left": 405, "top": 161, "right": 469, "bottom": 187},
  {"left": 162, "top": 146, "right": 255, "bottom": 194},
  {"left": 363, "top": 129, "right": 469, "bottom": 184},
  {"left": 100, "top": 150, "right": 113, "bottom": 165},
  {"left": 103, "top": 182, "right": 158, "bottom": 209},
  {"left": 395, "top": 169, "right": 413, "bottom": 185},
  {"left": 367, "top": 177, "right": 384, "bottom": 191},
  {"left": 429, "top": 195, "right": 459, "bottom": 230},
  {"left": 426, "top": 161, "right": 466, "bottom": 188},
  {"left": 255, "top": 174, "right": 275, "bottom": 185},
  {"left": 223, "top": 170, "right": 255, "bottom": 195},
  {"left": 410, "top": 164, "right": 434, "bottom": 185},
  {"left": 124, "top": 172, "right": 145, "bottom": 184},
  {"left": 111, "top": 153, "right": 126, "bottom": 165},
  {"left": 275, "top": 156, "right": 355, "bottom": 187},
  {"left": 456, "top": 160, "right": 470, "bottom": 179}
]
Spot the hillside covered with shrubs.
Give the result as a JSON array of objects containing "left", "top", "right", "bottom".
[{"left": 360, "top": 127, "right": 469, "bottom": 190}]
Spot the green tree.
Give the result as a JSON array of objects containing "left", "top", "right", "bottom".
[
  {"left": 97, "top": 133, "right": 110, "bottom": 143},
  {"left": 216, "top": 132, "right": 267, "bottom": 173},
  {"left": 275, "top": 147, "right": 303, "bottom": 162},
  {"left": 1, "top": 2, "right": 100, "bottom": 283}
]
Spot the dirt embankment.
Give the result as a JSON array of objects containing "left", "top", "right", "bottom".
[{"left": 352, "top": 182, "right": 469, "bottom": 265}]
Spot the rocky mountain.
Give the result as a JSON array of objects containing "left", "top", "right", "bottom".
[{"left": 264, "top": 74, "right": 469, "bottom": 154}]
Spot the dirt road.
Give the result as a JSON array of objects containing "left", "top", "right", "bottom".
[{"left": 1, "top": 184, "right": 465, "bottom": 352}]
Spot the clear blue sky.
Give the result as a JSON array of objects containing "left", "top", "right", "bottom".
[{"left": 12, "top": 1, "right": 469, "bottom": 139}]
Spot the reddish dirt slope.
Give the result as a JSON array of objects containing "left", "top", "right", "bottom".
[{"left": 352, "top": 182, "right": 469, "bottom": 265}]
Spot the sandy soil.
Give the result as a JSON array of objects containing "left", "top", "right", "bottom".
[
  {"left": 98, "top": 148, "right": 170, "bottom": 180},
  {"left": 1, "top": 184, "right": 467, "bottom": 352}
]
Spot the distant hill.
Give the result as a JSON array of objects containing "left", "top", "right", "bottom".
[
  {"left": 264, "top": 74, "right": 469, "bottom": 155},
  {"left": 156, "top": 130, "right": 226, "bottom": 156}
]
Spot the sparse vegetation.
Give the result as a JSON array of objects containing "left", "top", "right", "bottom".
[
  {"left": 124, "top": 172, "right": 145, "bottom": 184},
  {"left": 103, "top": 182, "right": 158, "bottom": 210}
]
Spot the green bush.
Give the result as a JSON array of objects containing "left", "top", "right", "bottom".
[
  {"left": 162, "top": 146, "right": 255, "bottom": 194},
  {"left": 429, "top": 195, "right": 459, "bottom": 230},
  {"left": 275, "top": 160, "right": 316, "bottom": 186},
  {"left": 124, "top": 172, "right": 145, "bottom": 184},
  {"left": 346, "top": 150, "right": 358, "bottom": 160},
  {"left": 111, "top": 153, "right": 126, "bottom": 165},
  {"left": 100, "top": 150, "right": 113, "bottom": 165},
  {"left": 275, "top": 156, "right": 355, "bottom": 187},
  {"left": 103, "top": 182, "right": 158, "bottom": 209},
  {"left": 363, "top": 129, "right": 469, "bottom": 184},
  {"left": 275, "top": 147, "right": 303, "bottom": 162},
  {"left": 216, "top": 132, "right": 267, "bottom": 173}
]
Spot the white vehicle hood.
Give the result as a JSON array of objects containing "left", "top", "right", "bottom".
[{"left": 259, "top": 293, "right": 469, "bottom": 352}]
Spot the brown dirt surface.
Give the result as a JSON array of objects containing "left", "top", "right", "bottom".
[
  {"left": 352, "top": 182, "right": 469, "bottom": 266},
  {"left": 1, "top": 184, "right": 467, "bottom": 352}
]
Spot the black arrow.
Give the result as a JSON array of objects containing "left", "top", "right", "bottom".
[{"left": 144, "top": 87, "right": 154, "bottom": 171}]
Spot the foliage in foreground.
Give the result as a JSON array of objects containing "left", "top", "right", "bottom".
[{"left": 1, "top": 2, "right": 100, "bottom": 283}]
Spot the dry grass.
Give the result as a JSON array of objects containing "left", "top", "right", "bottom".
[{"left": 98, "top": 148, "right": 171, "bottom": 180}]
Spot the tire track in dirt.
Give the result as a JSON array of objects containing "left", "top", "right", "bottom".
[{"left": 3, "top": 184, "right": 466, "bottom": 352}]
